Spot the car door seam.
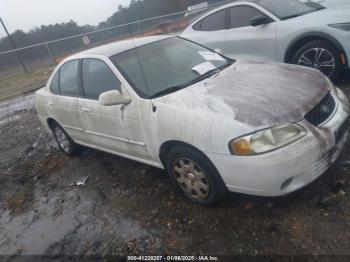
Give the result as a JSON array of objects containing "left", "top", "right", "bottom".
[{"left": 84, "top": 130, "right": 146, "bottom": 147}]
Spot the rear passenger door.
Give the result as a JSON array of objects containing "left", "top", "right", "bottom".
[
  {"left": 47, "top": 59, "right": 85, "bottom": 141},
  {"left": 78, "top": 58, "right": 149, "bottom": 159},
  {"left": 226, "top": 5, "right": 277, "bottom": 61}
]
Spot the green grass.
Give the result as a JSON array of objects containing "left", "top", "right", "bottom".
[{"left": 0, "top": 67, "right": 53, "bottom": 102}]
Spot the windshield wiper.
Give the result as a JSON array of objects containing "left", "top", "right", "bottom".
[
  {"left": 151, "top": 68, "right": 221, "bottom": 98},
  {"left": 151, "top": 85, "right": 187, "bottom": 98}
]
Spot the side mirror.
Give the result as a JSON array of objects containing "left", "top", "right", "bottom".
[
  {"left": 250, "top": 15, "right": 271, "bottom": 27},
  {"left": 99, "top": 90, "right": 131, "bottom": 106}
]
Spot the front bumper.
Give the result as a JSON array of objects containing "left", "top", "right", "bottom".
[{"left": 207, "top": 90, "right": 349, "bottom": 197}]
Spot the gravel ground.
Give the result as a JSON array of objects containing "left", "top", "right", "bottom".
[{"left": 0, "top": 80, "right": 350, "bottom": 256}]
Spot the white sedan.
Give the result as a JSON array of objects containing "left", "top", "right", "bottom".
[
  {"left": 35, "top": 35, "right": 349, "bottom": 205},
  {"left": 181, "top": 0, "right": 350, "bottom": 82}
]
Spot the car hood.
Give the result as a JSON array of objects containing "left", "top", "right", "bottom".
[{"left": 155, "top": 60, "right": 330, "bottom": 128}]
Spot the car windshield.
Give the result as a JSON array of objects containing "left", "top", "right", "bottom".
[
  {"left": 110, "top": 37, "right": 232, "bottom": 98},
  {"left": 257, "top": 0, "right": 326, "bottom": 20}
]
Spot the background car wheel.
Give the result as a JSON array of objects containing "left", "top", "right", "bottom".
[
  {"left": 165, "top": 146, "right": 227, "bottom": 206},
  {"left": 51, "top": 122, "right": 80, "bottom": 155},
  {"left": 292, "top": 40, "right": 343, "bottom": 82}
]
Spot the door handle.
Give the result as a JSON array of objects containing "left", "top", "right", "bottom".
[
  {"left": 48, "top": 102, "right": 55, "bottom": 107},
  {"left": 82, "top": 108, "right": 91, "bottom": 113}
]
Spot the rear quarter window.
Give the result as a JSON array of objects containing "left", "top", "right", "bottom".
[
  {"left": 50, "top": 71, "right": 60, "bottom": 94},
  {"left": 193, "top": 9, "right": 227, "bottom": 31}
]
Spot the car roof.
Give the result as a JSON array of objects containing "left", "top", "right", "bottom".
[{"left": 73, "top": 35, "right": 173, "bottom": 58}]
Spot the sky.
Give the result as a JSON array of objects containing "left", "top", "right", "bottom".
[{"left": 0, "top": 0, "right": 131, "bottom": 37}]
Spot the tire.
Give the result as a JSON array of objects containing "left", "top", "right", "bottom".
[
  {"left": 165, "top": 146, "right": 227, "bottom": 206},
  {"left": 292, "top": 40, "right": 343, "bottom": 82},
  {"left": 51, "top": 122, "right": 80, "bottom": 155}
]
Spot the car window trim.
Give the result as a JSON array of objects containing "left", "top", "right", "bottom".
[
  {"left": 79, "top": 59, "right": 86, "bottom": 98},
  {"left": 192, "top": 8, "right": 229, "bottom": 31},
  {"left": 228, "top": 4, "right": 274, "bottom": 29}
]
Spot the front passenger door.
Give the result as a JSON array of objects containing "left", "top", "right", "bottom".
[
  {"left": 78, "top": 58, "right": 149, "bottom": 159},
  {"left": 226, "top": 5, "right": 277, "bottom": 61}
]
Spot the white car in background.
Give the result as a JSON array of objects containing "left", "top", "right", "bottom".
[
  {"left": 35, "top": 36, "right": 349, "bottom": 206},
  {"left": 315, "top": 0, "right": 350, "bottom": 8},
  {"left": 181, "top": 0, "right": 350, "bottom": 81}
]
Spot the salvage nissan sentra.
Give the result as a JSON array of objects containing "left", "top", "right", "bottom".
[{"left": 35, "top": 35, "right": 349, "bottom": 205}]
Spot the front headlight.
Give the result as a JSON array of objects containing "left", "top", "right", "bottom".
[
  {"left": 229, "top": 124, "right": 306, "bottom": 155},
  {"left": 328, "top": 23, "right": 350, "bottom": 31}
]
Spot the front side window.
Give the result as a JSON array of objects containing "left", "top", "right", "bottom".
[
  {"left": 194, "top": 10, "right": 227, "bottom": 31},
  {"left": 229, "top": 6, "right": 269, "bottom": 28},
  {"left": 59, "top": 60, "right": 80, "bottom": 96},
  {"left": 82, "top": 59, "right": 121, "bottom": 99},
  {"left": 111, "top": 37, "right": 232, "bottom": 98}
]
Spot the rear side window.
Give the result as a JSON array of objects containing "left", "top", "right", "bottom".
[
  {"left": 195, "top": 10, "right": 227, "bottom": 31},
  {"left": 229, "top": 6, "right": 267, "bottom": 29},
  {"left": 50, "top": 71, "right": 60, "bottom": 94},
  {"left": 59, "top": 60, "right": 80, "bottom": 96},
  {"left": 82, "top": 59, "right": 121, "bottom": 100}
]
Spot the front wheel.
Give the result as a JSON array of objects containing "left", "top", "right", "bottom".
[
  {"left": 165, "top": 146, "right": 227, "bottom": 206},
  {"left": 52, "top": 122, "right": 80, "bottom": 155},
  {"left": 292, "top": 40, "right": 343, "bottom": 82}
]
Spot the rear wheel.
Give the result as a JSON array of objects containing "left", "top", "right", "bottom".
[
  {"left": 165, "top": 146, "right": 227, "bottom": 206},
  {"left": 51, "top": 122, "right": 80, "bottom": 155},
  {"left": 292, "top": 40, "right": 343, "bottom": 82}
]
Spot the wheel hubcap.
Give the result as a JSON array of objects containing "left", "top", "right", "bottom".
[
  {"left": 297, "top": 48, "right": 335, "bottom": 77},
  {"left": 55, "top": 126, "right": 70, "bottom": 153},
  {"left": 173, "top": 158, "right": 209, "bottom": 200}
]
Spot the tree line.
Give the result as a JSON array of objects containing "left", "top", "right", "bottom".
[{"left": 0, "top": 0, "right": 222, "bottom": 69}]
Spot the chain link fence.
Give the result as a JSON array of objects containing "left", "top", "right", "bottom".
[{"left": 0, "top": 1, "right": 233, "bottom": 101}]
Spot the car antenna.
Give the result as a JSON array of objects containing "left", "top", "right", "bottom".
[{"left": 121, "top": 7, "right": 157, "bottom": 113}]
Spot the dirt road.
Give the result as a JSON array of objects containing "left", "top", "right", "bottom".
[{"left": 0, "top": 82, "right": 350, "bottom": 256}]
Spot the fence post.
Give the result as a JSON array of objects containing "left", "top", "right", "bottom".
[
  {"left": 137, "top": 21, "right": 144, "bottom": 36},
  {"left": 0, "top": 17, "right": 28, "bottom": 74},
  {"left": 45, "top": 43, "right": 56, "bottom": 66}
]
